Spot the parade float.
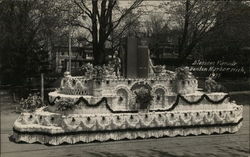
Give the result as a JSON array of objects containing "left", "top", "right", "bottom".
[{"left": 12, "top": 39, "right": 243, "bottom": 145}]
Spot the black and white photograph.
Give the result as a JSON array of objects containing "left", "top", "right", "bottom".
[{"left": 0, "top": 0, "right": 249, "bottom": 156}]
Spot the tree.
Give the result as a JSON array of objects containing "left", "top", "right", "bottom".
[
  {"left": 201, "top": 2, "right": 250, "bottom": 63},
  {"left": 144, "top": 14, "right": 171, "bottom": 60},
  {"left": 165, "top": 0, "right": 229, "bottom": 63},
  {"left": 110, "top": 10, "right": 142, "bottom": 52},
  {"left": 0, "top": 0, "right": 66, "bottom": 84},
  {"left": 73, "top": 0, "right": 143, "bottom": 65}
]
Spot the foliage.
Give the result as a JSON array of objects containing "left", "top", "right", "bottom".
[
  {"left": 81, "top": 62, "right": 117, "bottom": 79},
  {"left": 102, "top": 63, "right": 116, "bottom": 77},
  {"left": 144, "top": 13, "right": 173, "bottom": 59},
  {"left": 19, "top": 93, "right": 43, "bottom": 111},
  {"left": 135, "top": 87, "right": 153, "bottom": 109},
  {"left": 205, "top": 77, "right": 227, "bottom": 93},
  {"left": 72, "top": 0, "right": 143, "bottom": 65},
  {"left": 201, "top": 2, "right": 250, "bottom": 64},
  {"left": 80, "top": 63, "right": 94, "bottom": 77},
  {"left": 154, "top": 65, "right": 166, "bottom": 74},
  {"left": 175, "top": 67, "right": 194, "bottom": 80},
  {"left": 111, "top": 11, "right": 143, "bottom": 51},
  {"left": 159, "top": 0, "right": 231, "bottom": 62},
  {"left": 140, "top": 1, "right": 250, "bottom": 64},
  {"left": 93, "top": 66, "right": 105, "bottom": 79},
  {"left": 0, "top": 0, "right": 67, "bottom": 85},
  {"left": 57, "top": 100, "right": 79, "bottom": 112}
]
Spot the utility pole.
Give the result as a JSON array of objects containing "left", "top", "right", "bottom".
[{"left": 68, "top": 8, "right": 72, "bottom": 73}]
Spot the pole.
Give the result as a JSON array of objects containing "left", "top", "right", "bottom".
[
  {"left": 41, "top": 73, "right": 44, "bottom": 105},
  {"left": 68, "top": 27, "right": 72, "bottom": 73},
  {"left": 68, "top": 8, "right": 72, "bottom": 73}
]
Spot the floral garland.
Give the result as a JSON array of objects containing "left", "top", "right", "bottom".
[
  {"left": 48, "top": 94, "right": 230, "bottom": 113},
  {"left": 57, "top": 100, "right": 80, "bottom": 112}
]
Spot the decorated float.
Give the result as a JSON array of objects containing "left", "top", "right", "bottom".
[{"left": 12, "top": 39, "right": 243, "bottom": 145}]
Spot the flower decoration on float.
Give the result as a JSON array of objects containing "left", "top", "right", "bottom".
[
  {"left": 135, "top": 87, "right": 153, "bottom": 110},
  {"left": 93, "top": 66, "right": 104, "bottom": 79},
  {"left": 81, "top": 62, "right": 117, "bottom": 79},
  {"left": 57, "top": 100, "right": 79, "bottom": 112},
  {"left": 175, "top": 66, "right": 194, "bottom": 80},
  {"left": 19, "top": 93, "right": 43, "bottom": 112},
  {"left": 81, "top": 63, "right": 94, "bottom": 78}
]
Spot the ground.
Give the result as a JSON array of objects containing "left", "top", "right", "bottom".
[{"left": 1, "top": 93, "right": 250, "bottom": 157}]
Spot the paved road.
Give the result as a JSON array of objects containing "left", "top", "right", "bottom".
[{"left": 1, "top": 106, "right": 249, "bottom": 157}]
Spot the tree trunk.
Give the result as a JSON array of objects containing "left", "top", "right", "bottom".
[
  {"left": 93, "top": 42, "right": 99, "bottom": 65},
  {"left": 178, "top": 0, "right": 190, "bottom": 60},
  {"left": 92, "top": 0, "right": 101, "bottom": 65},
  {"left": 92, "top": 0, "right": 108, "bottom": 66},
  {"left": 93, "top": 43, "right": 106, "bottom": 65},
  {"left": 96, "top": 45, "right": 106, "bottom": 65},
  {"left": 179, "top": 41, "right": 197, "bottom": 65}
]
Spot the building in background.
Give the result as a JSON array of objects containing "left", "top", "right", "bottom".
[{"left": 51, "top": 45, "right": 93, "bottom": 73}]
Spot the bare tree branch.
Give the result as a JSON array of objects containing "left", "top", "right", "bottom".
[{"left": 71, "top": 21, "right": 93, "bottom": 34}]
